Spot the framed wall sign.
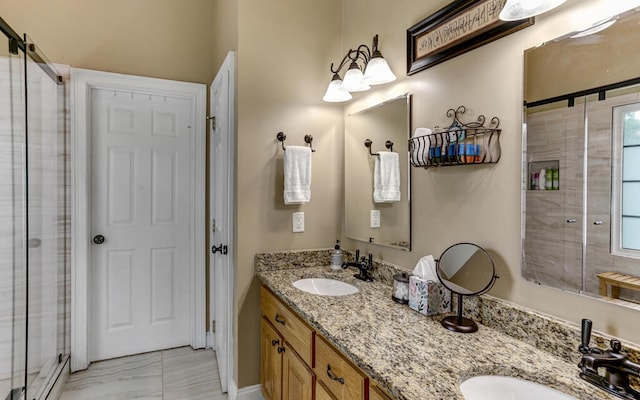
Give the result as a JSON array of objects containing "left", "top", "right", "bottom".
[{"left": 407, "top": 0, "right": 533, "bottom": 75}]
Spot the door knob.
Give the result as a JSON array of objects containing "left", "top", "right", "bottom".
[
  {"left": 211, "top": 244, "right": 227, "bottom": 254},
  {"left": 93, "top": 235, "right": 105, "bottom": 244}
]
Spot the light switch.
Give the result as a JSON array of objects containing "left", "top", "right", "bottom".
[
  {"left": 370, "top": 210, "right": 380, "bottom": 228},
  {"left": 292, "top": 212, "right": 304, "bottom": 233}
]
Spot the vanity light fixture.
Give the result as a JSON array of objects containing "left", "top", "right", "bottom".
[
  {"left": 322, "top": 34, "right": 396, "bottom": 103},
  {"left": 499, "top": 0, "right": 567, "bottom": 21},
  {"left": 570, "top": 17, "right": 617, "bottom": 38}
]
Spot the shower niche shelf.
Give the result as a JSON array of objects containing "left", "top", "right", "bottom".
[{"left": 409, "top": 106, "right": 502, "bottom": 168}]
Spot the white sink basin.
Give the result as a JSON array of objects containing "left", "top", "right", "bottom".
[
  {"left": 460, "top": 375, "right": 577, "bottom": 400},
  {"left": 292, "top": 278, "right": 358, "bottom": 296}
]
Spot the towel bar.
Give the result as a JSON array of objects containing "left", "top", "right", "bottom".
[
  {"left": 364, "top": 138, "right": 393, "bottom": 156},
  {"left": 276, "top": 131, "right": 316, "bottom": 152}
]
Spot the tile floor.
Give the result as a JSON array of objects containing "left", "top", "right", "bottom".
[{"left": 59, "top": 347, "right": 227, "bottom": 400}]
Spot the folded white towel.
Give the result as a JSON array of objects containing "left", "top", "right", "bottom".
[
  {"left": 373, "top": 151, "right": 400, "bottom": 203},
  {"left": 283, "top": 146, "right": 312, "bottom": 204}
]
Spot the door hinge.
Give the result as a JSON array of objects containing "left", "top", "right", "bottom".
[
  {"left": 211, "top": 320, "right": 216, "bottom": 333},
  {"left": 207, "top": 115, "right": 216, "bottom": 131},
  {"left": 211, "top": 219, "right": 216, "bottom": 233}
]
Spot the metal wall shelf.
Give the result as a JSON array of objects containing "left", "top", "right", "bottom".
[{"left": 409, "top": 106, "right": 502, "bottom": 168}]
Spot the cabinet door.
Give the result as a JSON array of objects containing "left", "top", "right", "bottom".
[
  {"left": 261, "top": 318, "right": 283, "bottom": 400},
  {"left": 282, "top": 343, "right": 314, "bottom": 400}
]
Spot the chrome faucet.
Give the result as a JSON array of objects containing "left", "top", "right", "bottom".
[
  {"left": 578, "top": 319, "right": 640, "bottom": 400},
  {"left": 342, "top": 249, "right": 373, "bottom": 282}
]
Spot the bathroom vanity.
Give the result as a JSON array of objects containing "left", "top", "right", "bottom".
[{"left": 256, "top": 250, "right": 628, "bottom": 400}]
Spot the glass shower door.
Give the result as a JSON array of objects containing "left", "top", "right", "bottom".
[
  {"left": 0, "top": 30, "right": 27, "bottom": 400},
  {"left": 0, "top": 23, "right": 68, "bottom": 400},
  {"left": 24, "top": 37, "right": 68, "bottom": 399}
]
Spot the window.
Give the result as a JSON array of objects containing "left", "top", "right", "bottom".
[{"left": 613, "top": 103, "right": 640, "bottom": 254}]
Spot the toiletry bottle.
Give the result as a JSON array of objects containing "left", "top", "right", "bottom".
[
  {"left": 331, "top": 240, "right": 343, "bottom": 270},
  {"left": 552, "top": 168, "right": 559, "bottom": 190},
  {"left": 545, "top": 168, "right": 553, "bottom": 190},
  {"left": 538, "top": 168, "right": 546, "bottom": 190}
]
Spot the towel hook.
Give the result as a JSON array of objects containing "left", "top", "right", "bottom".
[
  {"left": 364, "top": 139, "right": 394, "bottom": 156},
  {"left": 304, "top": 134, "right": 316, "bottom": 152},
  {"left": 276, "top": 132, "right": 316, "bottom": 152},
  {"left": 277, "top": 131, "right": 287, "bottom": 151}
]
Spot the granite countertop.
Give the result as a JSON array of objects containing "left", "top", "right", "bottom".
[{"left": 257, "top": 265, "right": 616, "bottom": 400}]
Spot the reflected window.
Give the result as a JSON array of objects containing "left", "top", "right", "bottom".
[{"left": 613, "top": 103, "right": 640, "bottom": 253}]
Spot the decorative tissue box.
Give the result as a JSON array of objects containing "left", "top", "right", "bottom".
[{"left": 408, "top": 275, "right": 451, "bottom": 316}]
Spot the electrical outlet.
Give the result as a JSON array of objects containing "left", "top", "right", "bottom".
[
  {"left": 370, "top": 210, "right": 381, "bottom": 228},
  {"left": 292, "top": 212, "right": 304, "bottom": 233}
]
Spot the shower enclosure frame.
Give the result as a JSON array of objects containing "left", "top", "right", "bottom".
[{"left": 1, "top": 16, "right": 70, "bottom": 400}]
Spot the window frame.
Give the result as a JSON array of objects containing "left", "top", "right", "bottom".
[{"left": 611, "top": 102, "right": 640, "bottom": 258}]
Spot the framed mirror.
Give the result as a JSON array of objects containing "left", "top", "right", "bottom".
[
  {"left": 344, "top": 94, "right": 411, "bottom": 250},
  {"left": 522, "top": 8, "right": 640, "bottom": 309},
  {"left": 436, "top": 243, "right": 497, "bottom": 333}
]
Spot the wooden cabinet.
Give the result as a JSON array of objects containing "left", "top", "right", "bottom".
[
  {"left": 370, "top": 384, "right": 393, "bottom": 400},
  {"left": 261, "top": 285, "right": 394, "bottom": 400},
  {"left": 261, "top": 318, "right": 283, "bottom": 400},
  {"left": 261, "top": 286, "right": 314, "bottom": 365},
  {"left": 316, "top": 381, "right": 338, "bottom": 400},
  {"left": 261, "top": 287, "right": 315, "bottom": 400},
  {"left": 315, "top": 334, "right": 368, "bottom": 400},
  {"left": 282, "top": 343, "right": 314, "bottom": 400}
]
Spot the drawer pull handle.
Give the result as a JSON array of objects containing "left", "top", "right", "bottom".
[
  {"left": 327, "top": 365, "right": 344, "bottom": 385},
  {"left": 277, "top": 346, "right": 285, "bottom": 354},
  {"left": 275, "top": 314, "right": 286, "bottom": 326},
  {"left": 271, "top": 339, "right": 279, "bottom": 346},
  {"left": 566, "top": 219, "right": 577, "bottom": 224}
]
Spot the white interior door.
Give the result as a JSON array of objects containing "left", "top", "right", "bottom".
[
  {"left": 210, "top": 51, "right": 235, "bottom": 393},
  {"left": 89, "top": 87, "right": 193, "bottom": 361}
]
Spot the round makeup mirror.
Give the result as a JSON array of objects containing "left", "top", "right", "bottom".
[{"left": 436, "top": 242, "right": 498, "bottom": 333}]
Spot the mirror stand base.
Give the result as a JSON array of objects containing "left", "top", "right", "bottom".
[{"left": 441, "top": 315, "right": 478, "bottom": 333}]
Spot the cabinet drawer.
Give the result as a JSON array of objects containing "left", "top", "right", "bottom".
[
  {"left": 370, "top": 384, "right": 393, "bottom": 400},
  {"left": 315, "top": 335, "right": 368, "bottom": 400},
  {"left": 261, "top": 286, "right": 314, "bottom": 366}
]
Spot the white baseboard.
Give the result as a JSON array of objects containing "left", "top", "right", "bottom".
[{"left": 228, "top": 379, "right": 263, "bottom": 400}]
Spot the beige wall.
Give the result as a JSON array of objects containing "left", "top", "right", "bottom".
[
  {"left": 235, "top": 0, "right": 343, "bottom": 388},
  {"left": 341, "top": 0, "right": 640, "bottom": 352},
  {"left": 6, "top": 0, "right": 640, "bottom": 392},
  {"left": 212, "top": 0, "right": 238, "bottom": 72},
  {"left": 2, "top": 0, "right": 216, "bottom": 84}
]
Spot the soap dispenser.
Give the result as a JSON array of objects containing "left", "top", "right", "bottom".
[{"left": 331, "top": 240, "right": 343, "bottom": 270}]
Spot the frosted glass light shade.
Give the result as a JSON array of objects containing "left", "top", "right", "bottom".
[
  {"left": 322, "top": 75, "right": 352, "bottom": 102},
  {"left": 570, "top": 18, "right": 616, "bottom": 38},
  {"left": 499, "top": 0, "right": 567, "bottom": 21},
  {"left": 341, "top": 64, "right": 370, "bottom": 92},
  {"left": 363, "top": 56, "right": 397, "bottom": 85}
]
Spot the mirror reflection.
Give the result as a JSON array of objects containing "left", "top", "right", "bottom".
[
  {"left": 438, "top": 243, "right": 496, "bottom": 295},
  {"left": 436, "top": 242, "right": 497, "bottom": 333},
  {"left": 344, "top": 94, "right": 411, "bottom": 250},
  {"left": 523, "top": 8, "right": 640, "bottom": 308}
]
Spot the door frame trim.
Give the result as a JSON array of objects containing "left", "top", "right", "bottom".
[{"left": 70, "top": 68, "right": 206, "bottom": 371}]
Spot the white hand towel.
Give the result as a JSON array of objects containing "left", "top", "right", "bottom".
[
  {"left": 373, "top": 151, "right": 401, "bottom": 203},
  {"left": 283, "top": 146, "right": 312, "bottom": 204}
]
